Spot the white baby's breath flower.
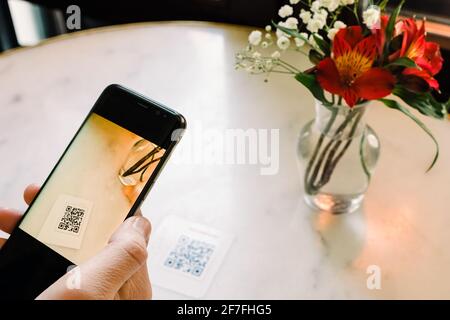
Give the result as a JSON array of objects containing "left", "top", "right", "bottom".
[
  {"left": 276, "top": 21, "right": 288, "bottom": 38},
  {"left": 307, "top": 16, "right": 326, "bottom": 33},
  {"left": 290, "top": 0, "right": 301, "bottom": 4},
  {"left": 299, "top": 9, "right": 312, "bottom": 23},
  {"left": 327, "top": 21, "right": 346, "bottom": 40},
  {"left": 248, "top": 30, "right": 262, "bottom": 46},
  {"left": 285, "top": 17, "right": 299, "bottom": 29},
  {"left": 252, "top": 51, "right": 262, "bottom": 58},
  {"left": 308, "top": 9, "right": 327, "bottom": 33},
  {"left": 340, "top": 0, "right": 355, "bottom": 5},
  {"left": 295, "top": 37, "right": 306, "bottom": 47},
  {"left": 320, "top": 0, "right": 340, "bottom": 12},
  {"left": 265, "top": 25, "right": 272, "bottom": 32},
  {"left": 261, "top": 41, "right": 269, "bottom": 48},
  {"left": 327, "top": 28, "right": 339, "bottom": 40},
  {"left": 333, "top": 20, "right": 347, "bottom": 29},
  {"left": 311, "top": 0, "right": 321, "bottom": 13},
  {"left": 363, "top": 6, "right": 381, "bottom": 29},
  {"left": 277, "top": 36, "right": 290, "bottom": 50},
  {"left": 271, "top": 50, "right": 281, "bottom": 59},
  {"left": 276, "top": 20, "right": 297, "bottom": 38},
  {"left": 265, "top": 33, "right": 272, "bottom": 39},
  {"left": 315, "top": 9, "right": 328, "bottom": 22},
  {"left": 278, "top": 5, "right": 293, "bottom": 18},
  {"left": 306, "top": 20, "right": 321, "bottom": 33}
]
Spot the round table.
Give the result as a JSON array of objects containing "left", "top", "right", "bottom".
[{"left": 1, "top": 21, "right": 449, "bottom": 299}]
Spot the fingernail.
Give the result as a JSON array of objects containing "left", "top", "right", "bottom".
[{"left": 132, "top": 217, "right": 151, "bottom": 243}]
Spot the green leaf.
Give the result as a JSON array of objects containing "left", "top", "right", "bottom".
[
  {"left": 379, "top": 98, "right": 439, "bottom": 172},
  {"left": 393, "top": 86, "right": 447, "bottom": 119},
  {"left": 295, "top": 72, "right": 332, "bottom": 107},
  {"left": 312, "top": 34, "right": 330, "bottom": 56},
  {"left": 386, "top": 57, "right": 417, "bottom": 68},
  {"left": 384, "top": 0, "right": 404, "bottom": 57},
  {"left": 308, "top": 49, "right": 323, "bottom": 65},
  {"left": 385, "top": 0, "right": 404, "bottom": 41},
  {"left": 272, "top": 22, "right": 308, "bottom": 43},
  {"left": 272, "top": 22, "right": 331, "bottom": 55},
  {"left": 389, "top": 35, "right": 403, "bottom": 52},
  {"left": 378, "top": 0, "right": 389, "bottom": 10}
]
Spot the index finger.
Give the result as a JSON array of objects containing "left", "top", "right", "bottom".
[
  {"left": 24, "top": 184, "right": 40, "bottom": 205},
  {"left": 0, "top": 208, "right": 22, "bottom": 234}
]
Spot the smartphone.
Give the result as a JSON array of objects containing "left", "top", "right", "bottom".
[{"left": 0, "top": 84, "right": 186, "bottom": 299}]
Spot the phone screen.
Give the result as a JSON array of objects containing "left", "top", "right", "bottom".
[{"left": 19, "top": 112, "right": 165, "bottom": 265}]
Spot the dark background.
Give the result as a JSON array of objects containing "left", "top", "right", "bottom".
[{"left": 1, "top": 0, "right": 449, "bottom": 99}]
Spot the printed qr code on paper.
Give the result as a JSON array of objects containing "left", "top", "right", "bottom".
[
  {"left": 57, "top": 205, "right": 85, "bottom": 235},
  {"left": 164, "top": 235, "right": 215, "bottom": 277}
]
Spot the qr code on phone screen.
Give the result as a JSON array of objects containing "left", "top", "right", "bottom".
[
  {"left": 164, "top": 235, "right": 215, "bottom": 277},
  {"left": 57, "top": 205, "right": 85, "bottom": 234}
]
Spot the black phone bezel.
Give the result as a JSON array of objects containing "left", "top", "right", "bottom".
[
  {"left": 14, "top": 83, "right": 186, "bottom": 255},
  {"left": 0, "top": 84, "right": 186, "bottom": 299},
  {"left": 92, "top": 84, "right": 186, "bottom": 218},
  {"left": 94, "top": 84, "right": 186, "bottom": 150}
]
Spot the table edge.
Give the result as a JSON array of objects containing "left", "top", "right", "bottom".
[{"left": 0, "top": 20, "right": 252, "bottom": 60}]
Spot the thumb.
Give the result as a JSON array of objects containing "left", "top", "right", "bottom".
[{"left": 38, "top": 216, "right": 151, "bottom": 300}]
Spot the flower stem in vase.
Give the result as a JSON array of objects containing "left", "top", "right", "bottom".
[
  {"left": 304, "top": 107, "right": 338, "bottom": 195},
  {"left": 121, "top": 146, "right": 161, "bottom": 178},
  {"left": 119, "top": 139, "right": 164, "bottom": 188},
  {"left": 316, "top": 108, "right": 365, "bottom": 189},
  {"left": 306, "top": 106, "right": 365, "bottom": 194}
]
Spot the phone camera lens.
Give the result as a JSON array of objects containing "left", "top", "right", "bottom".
[{"left": 155, "top": 110, "right": 161, "bottom": 116}]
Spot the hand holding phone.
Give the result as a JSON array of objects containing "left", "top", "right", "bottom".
[
  {"left": 0, "top": 85, "right": 186, "bottom": 299},
  {"left": 0, "top": 185, "right": 152, "bottom": 299}
]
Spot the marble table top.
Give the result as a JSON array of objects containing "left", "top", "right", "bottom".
[{"left": 0, "top": 21, "right": 449, "bottom": 299}]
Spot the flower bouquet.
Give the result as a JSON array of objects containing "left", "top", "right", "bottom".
[{"left": 236, "top": 0, "right": 448, "bottom": 213}]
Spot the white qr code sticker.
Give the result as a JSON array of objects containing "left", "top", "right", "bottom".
[
  {"left": 38, "top": 194, "right": 93, "bottom": 250},
  {"left": 57, "top": 205, "right": 86, "bottom": 235},
  {"left": 149, "top": 215, "right": 233, "bottom": 298},
  {"left": 164, "top": 235, "right": 215, "bottom": 278}
]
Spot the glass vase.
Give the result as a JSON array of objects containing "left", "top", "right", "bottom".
[
  {"left": 118, "top": 139, "right": 162, "bottom": 187},
  {"left": 297, "top": 99, "right": 380, "bottom": 214}
]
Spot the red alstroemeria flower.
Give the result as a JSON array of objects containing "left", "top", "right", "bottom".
[
  {"left": 393, "top": 18, "right": 426, "bottom": 61},
  {"left": 374, "top": 15, "right": 390, "bottom": 56},
  {"left": 416, "top": 41, "right": 443, "bottom": 76},
  {"left": 402, "top": 67, "right": 440, "bottom": 90},
  {"left": 393, "top": 18, "right": 443, "bottom": 91},
  {"left": 316, "top": 26, "right": 395, "bottom": 107}
]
